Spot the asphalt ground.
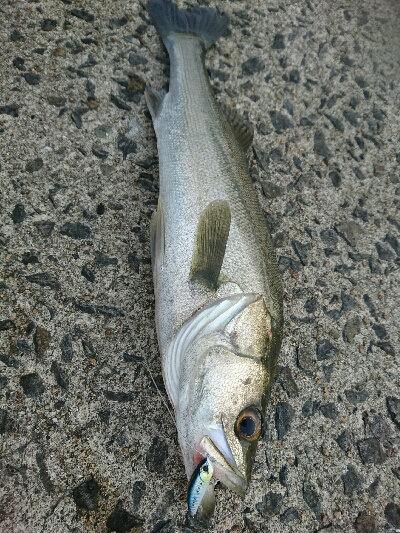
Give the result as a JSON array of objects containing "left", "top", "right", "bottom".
[{"left": 0, "top": 1, "right": 399, "bottom": 532}]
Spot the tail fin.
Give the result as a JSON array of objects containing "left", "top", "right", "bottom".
[{"left": 147, "top": 0, "right": 229, "bottom": 51}]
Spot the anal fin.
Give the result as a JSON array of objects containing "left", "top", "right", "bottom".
[{"left": 190, "top": 200, "right": 231, "bottom": 290}]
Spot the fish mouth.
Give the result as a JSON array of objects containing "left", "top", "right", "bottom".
[{"left": 200, "top": 434, "right": 247, "bottom": 496}]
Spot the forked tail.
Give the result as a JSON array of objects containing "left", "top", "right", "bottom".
[{"left": 147, "top": 0, "right": 229, "bottom": 51}]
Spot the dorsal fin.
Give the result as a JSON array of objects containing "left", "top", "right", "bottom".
[
  {"left": 150, "top": 198, "right": 165, "bottom": 272},
  {"left": 145, "top": 86, "right": 167, "bottom": 119},
  {"left": 219, "top": 101, "right": 254, "bottom": 152},
  {"left": 190, "top": 200, "right": 231, "bottom": 290}
]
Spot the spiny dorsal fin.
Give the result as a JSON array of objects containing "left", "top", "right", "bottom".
[
  {"left": 145, "top": 86, "right": 167, "bottom": 119},
  {"left": 190, "top": 200, "right": 231, "bottom": 290},
  {"left": 219, "top": 101, "right": 254, "bottom": 152}
]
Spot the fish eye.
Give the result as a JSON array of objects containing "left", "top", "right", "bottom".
[{"left": 235, "top": 407, "right": 262, "bottom": 442}]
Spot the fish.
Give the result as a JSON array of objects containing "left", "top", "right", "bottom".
[{"left": 145, "top": 0, "right": 284, "bottom": 517}]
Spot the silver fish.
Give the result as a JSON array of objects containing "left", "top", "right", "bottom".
[{"left": 145, "top": 0, "right": 283, "bottom": 517}]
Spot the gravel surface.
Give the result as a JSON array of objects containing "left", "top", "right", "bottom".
[{"left": 1, "top": 1, "right": 399, "bottom": 532}]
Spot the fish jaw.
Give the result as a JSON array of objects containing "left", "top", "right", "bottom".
[{"left": 200, "top": 435, "right": 248, "bottom": 496}]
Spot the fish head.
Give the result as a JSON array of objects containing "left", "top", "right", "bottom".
[{"left": 175, "top": 294, "right": 276, "bottom": 500}]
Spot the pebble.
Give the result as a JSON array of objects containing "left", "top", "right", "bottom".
[
  {"left": 73, "top": 477, "right": 100, "bottom": 511},
  {"left": 357, "top": 437, "right": 386, "bottom": 464},
  {"left": 386, "top": 396, "right": 400, "bottom": 429},
  {"left": 384, "top": 234, "right": 399, "bottom": 255},
  {"left": 74, "top": 302, "right": 95, "bottom": 314},
  {"left": 371, "top": 323, "right": 387, "bottom": 339},
  {"left": 94, "top": 251, "right": 118, "bottom": 268},
  {"left": 302, "top": 398, "right": 320, "bottom": 417},
  {"left": 26, "top": 272, "right": 61, "bottom": 291},
  {"left": 375, "top": 242, "right": 395, "bottom": 261},
  {"left": 81, "top": 339, "right": 96, "bottom": 357},
  {"left": 326, "top": 114, "right": 344, "bottom": 132},
  {"left": 344, "top": 389, "right": 369, "bottom": 404},
  {"left": 314, "top": 130, "right": 331, "bottom": 158},
  {"left": 81, "top": 265, "right": 95, "bottom": 282},
  {"left": 10, "top": 29, "right": 24, "bottom": 41},
  {"left": 60, "top": 222, "right": 91, "bottom": 240},
  {"left": 21, "top": 252, "right": 39, "bottom": 265},
  {"left": 291, "top": 240, "right": 311, "bottom": 266},
  {"left": 335, "top": 221, "right": 361, "bottom": 248},
  {"left": 33, "top": 326, "right": 51, "bottom": 357},
  {"left": 320, "top": 402, "right": 338, "bottom": 420},
  {"left": 279, "top": 366, "right": 299, "bottom": 397},
  {"left": 70, "top": 8, "right": 94, "bottom": 22},
  {"left": 41, "top": 19, "right": 57, "bottom": 31},
  {"left": 335, "top": 429, "right": 352, "bottom": 452},
  {"left": 296, "top": 344, "right": 314, "bottom": 372},
  {"left": 0, "top": 409, "right": 8, "bottom": 434},
  {"left": 47, "top": 96, "right": 66, "bottom": 107},
  {"left": 118, "top": 134, "right": 137, "bottom": 160},
  {"left": 272, "top": 34, "right": 285, "bottom": 49},
  {"left": 385, "top": 503, "right": 400, "bottom": 528},
  {"left": 256, "top": 492, "right": 283, "bottom": 518},
  {"left": 103, "top": 390, "right": 135, "bottom": 402},
  {"left": 10, "top": 204, "right": 26, "bottom": 224},
  {"left": 23, "top": 73, "right": 41, "bottom": 86},
  {"left": 60, "top": 334, "right": 73, "bottom": 362},
  {"left": 280, "top": 507, "right": 299, "bottom": 523},
  {"left": 13, "top": 57, "right": 26, "bottom": 71},
  {"left": 0, "top": 105, "right": 19, "bottom": 117},
  {"left": 94, "top": 124, "right": 112, "bottom": 139},
  {"left": 353, "top": 167, "right": 367, "bottom": 180},
  {"left": 278, "top": 255, "right": 301, "bottom": 273},
  {"left": 354, "top": 512, "right": 377, "bottom": 533},
  {"left": 132, "top": 480, "right": 146, "bottom": 511},
  {"left": 316, "top": 339, "right": 337, "bottom": 361},
  {"left": 342, "top": 316, "right": 361, "bottom": 342},
  {"left": 0, "top": 319, "right": 15, "bottom": 331},
  {"left": 51, "top": 361, "right": 68, "bottom": 389},
  {"left": 36, "top": 453, "right": 54, "bottom": 493},
  {"left": 110, "top": 94, "right": 131, "bottom": 111},
  {"left": 96, "top": 305, "right": 124, "bottom": 317},
  {"left": 20, "top": 372, "right": 45, "bottom": 397},
  {"left": 260, "top": 180, "right": 284, "bottom": 199},
  {"left": 241, "top": 57, "right": 265, "bottom": 75},
  {"left": 302, "top": 481, "right": 321, "bottom": 516},
  {"left": 106, "top": 501, "right": 144, "bottom": 533},
  {"left": 269, "top": 111, "right": 293, "bottom": 133},
  {"left": 288, "top": 69, "right": 300, "bottom": 83},
  {"left": 146, "top": 437, "right": 169, "bottom": 473},
  {"left": 34, "top": 221, "right": 55, "bottom": 237},
  {"left": 0, "top": 353, "right": 20, "bottom": 369},
  {"left": 343, "top": 109, "right": 360, "bottom": 127},
  {"left": 329, "top": 169, "right": 341, "bottom": 187},
  {"left": 341, "top": 465, "right": 362, "bottom": 495},
  {"left": 275, "top": 401, "right": 294, "bottom": 439}
]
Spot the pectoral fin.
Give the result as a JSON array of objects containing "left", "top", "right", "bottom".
[{"left": 190, "top": 200, "right": 231, "bottom": 290}]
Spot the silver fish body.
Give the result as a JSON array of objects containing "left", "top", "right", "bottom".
[{"left": 146, "top": 0, "right": 283, "bottom": 516}]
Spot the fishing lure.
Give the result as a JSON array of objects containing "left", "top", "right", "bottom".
[{"left": 187, "top": 457, "right": 214, "bottom": 517}]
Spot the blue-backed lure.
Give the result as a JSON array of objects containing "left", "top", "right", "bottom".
[{"left": 187, "top": 458, "right": 214, "bottom": 517}]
